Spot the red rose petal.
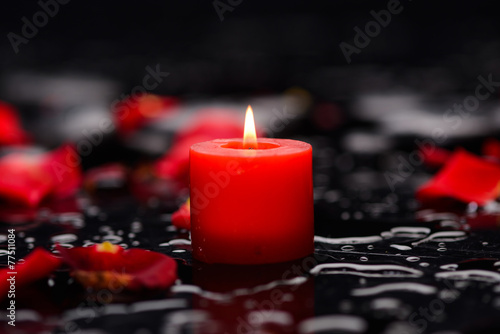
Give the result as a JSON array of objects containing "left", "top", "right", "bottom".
[
  {"left": 417, "top": 149, "right": 500, "bottom": 205},
  {"left": 172, "top": 199, "right": 190, "bottom": 230},
  {"left": 58, "top": 243, "right": 178, "bottom": 291},
  {"left": 0, "top": 145, "right": 82, "bottom": 207},
  {"left": 0, "top": 153, "right": 54, "bottom": 207},
  {"left": 154, "top": 112, "right": 245, "bottom": 185},
  {"left": 0, "top": 248, "right": 62, "bottom": 301},
  {"left": 420, "top": 146, "right": 452, "bottom": 169},
  {"left": 114, "top": 94, "right": 179, "bottom": 136},
  {"left": 0, "top": 101, "right": 30, "bottom": 146},
  {"left": 43, "top": 143, "right": 82, "bottom": 198}
]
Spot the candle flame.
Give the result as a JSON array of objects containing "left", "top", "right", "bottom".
[{"left": 243, "top": 105, "right": 258, "bottom": 149}]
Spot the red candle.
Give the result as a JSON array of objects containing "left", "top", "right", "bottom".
[{"left": 190, "top": 106, "right": 314, "bottom": 264}]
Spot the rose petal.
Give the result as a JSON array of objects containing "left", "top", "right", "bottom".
[
  {"left": 43, "top": 143, "right": 82, "bottom": 198},
  {"left": 420, "top": 146, "right": 452, "bottom": 169},
  {"left": 0, "top": 145, "right": 82, "bottom": 207},
  {"left": 172, "top": 198, "right": 190, "bottom": 230},
  {"left": 114, "top": 94, "right": 179, "bottom": 136},
  {"left": 154, "top": 113, "right": 245, "bottom": 185},
  {"left": 0, "top": 248, "right": 62, "bottom": 301},
  {"left": 58, "top": 243, "right": 178, "bottom": 291},
  {"left": 417, "top": 149, "right": 500, "bottom": 205},
  {"left": 0, "top": 101, "right": 30, "bottom": 146},
  {"left": 0, "top": 153, "right": 54, "bottom": 207}
]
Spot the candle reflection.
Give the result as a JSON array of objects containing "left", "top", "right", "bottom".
[{"left": 192, "top": 260, "right": 314, "bottom": 333}]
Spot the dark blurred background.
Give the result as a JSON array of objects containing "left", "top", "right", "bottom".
[
  {"left": 1, "top": 0, "right": 500, "bottom": 97},
  {"left": 1, "top": 0, "right": 500, "bottom": 166}
]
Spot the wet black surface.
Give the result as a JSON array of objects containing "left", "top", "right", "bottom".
[
  {"left": 2, "top": 2, "right": 500, "bottom": 333},
  {"left": 2, "top": 127, "right": 500, "bottom": 334}
]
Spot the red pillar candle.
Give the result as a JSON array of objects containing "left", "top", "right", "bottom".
[{"left": 189, "top": 107, "right": 314, "bottom": 264}]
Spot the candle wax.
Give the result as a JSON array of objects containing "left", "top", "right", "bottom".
[{"left": 190, "top": 138, "right": 314, "bottom": 264}]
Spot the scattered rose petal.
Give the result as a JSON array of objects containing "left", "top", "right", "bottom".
[
  {"left": 57, "top": 242, "right": 177, "bottom": 291},
  {"left": 114, "top": 94, "right": 179, "bottom": 136},
  {"left": 154, "top": 112, "right": 245, "bottom": 186},
  {"left": 0, "top": 248, "right": 62, "bottom": 301},
  {"left": 420, "top": 146, "right": 452, "bottom": 169},
  {"left": 172, "top": 198, "right": 190, "bottom": 230},
  {"left": 0, "top": 144, "right": 81, "bottom": 208},
  {"left": 466, "top": 213, "right": 500, "bottom": 230},
  {"left": 0, "top": 101, "right": 30, "bottom": 146},
  {"left": 417, "top": 149, "right": 500, "bottom": 205},
  {"left": 0, "top": 153, "right": 54, "bottom": 207},
  {"left": 42, "top": 143, "right": 82, "bottom": 198}
]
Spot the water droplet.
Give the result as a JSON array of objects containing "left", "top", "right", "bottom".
[
  {"left": 0, "top": 235, "right": 8, "bottom": 243},
  {"left": 315, "top": 235, "right": 382, "bottom": 245},
  {"left": 437, "top": 247, "right": 447, "bottom": 252},
  {"left": 48, "top": 278, "right": 55, "bottom": 287},
  {"left": 419, "top": 262, "right": 430, "bottom": 267},
  {"left": 367, "top": 245, "right": 374, "bottom": 250},
  {"left": 172, "top": 249, "right": 186, "bottom": 253},
  {"left": 310, "top": 263, "right": 423, "bottom": 278},
  {"left": 324, "top": 190, "right": 340, "bottom": 203},
  {"left": 436, "top": 269, "right": 500, "bottom": 283},
  {"left": 131, "top": 240, "right": 140, "bottom": 246},
  {"left": 412, "top": 231, "right": 467, "bottom": 247},
  {"left": 438, "top": 289, "right": 459, "bottom": 302},
  {"left": 406, "top": 257, "right": 420, "bottom": 262},
  {"left": 482, "top": 241, "right": 489, "bottom": 246},
  {"left": 131, "top": 221, "right": 143, "bottom": 233},
  {"left": 360, "top": 256, "right": 368, "bottom": 262},
  {"left": 440, "top": 264, "right": 458, "bottom": 271},
  {"left": 352, "top": 282, "right": 437, "bottom": 296},
  {"left": 341, "top": 245, "right": 355, "bottom": 251},
  {"left": 380, "top": 231, "right": 393, "bottom": 239},
  {"left": 438, "top": 242, "right": 446, "bottom": 248},
  {"left": 87, "top": 206, "right": 100, "bottom": 217},
  {"left": 353, "top": 211, "right": 363, "bottom": 220},
  {"left": 390, "top": 244, "right": 412, "bottom": 251},
  {"left": 159, "top": 239, "right": 192, "bottom": 247},
  {"left": 25, "top": 237, "right": 35, "bottom": 243},
  {"left": 51, "top": 234, "right": 78, "bottom": 244},
  {"left": 341, "top": 212, "right": 350, "bottom": 220}
]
